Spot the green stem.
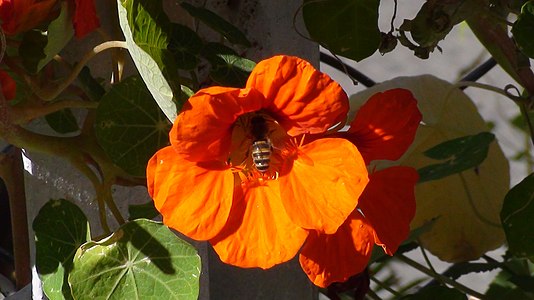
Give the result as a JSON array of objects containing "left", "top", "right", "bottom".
[
  {"left": 395, "top": 253, "right": 486, "bottom": 299},
  {"left": 12, "top": 99, "right": 98, "bottom": 125},
  {"left": 370, "top": 275, "right": 402, "bottom": 298},
  {"left": 452, "top": 81, "right": 527, "bottom": 104},
  {"left": 27, "top": 41, "right": 128, "bottom": 101}
]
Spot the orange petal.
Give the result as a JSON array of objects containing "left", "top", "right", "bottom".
[
  {"left": 2, "top": 0, "right": 57, "bottom": 35},
  {"left": 146, "top": 146, "right": 234, "bottom": 241},
  {"left": 73, "top": 0, "right": 100, "bottom": 38},
  {"left": 246, "top": 55, "right": 349, "bottom": 136},
  {"left": 170, "top": 87, "right": 266, "bottom": 162},
  {"left": 210, "top": 180, "right": 308, "bottom": 269},
  {"left": 299, "top": 212, "right": 375, "bottom": 288},
  {"left": 359, "top": 166, "right": 418, "bottom": 255},
  {"left": 345, "top": 89, "right": 422, "bottom": 164},
  {"left": 279, "top": 138, "right": 368, "bottom": 234},
  {"left": 0, "top": 70, "right": 16, "bottom": 101}
]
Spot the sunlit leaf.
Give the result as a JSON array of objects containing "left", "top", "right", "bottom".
[
  {"left": 512, "top": 2, "right": 534, "bottom": 58},
  {"left": 95, "top": 76, "right": 171, "bottom": 177},
  {"left": 180, "top": 2, "right": 251, "bottom": 47},
  {"left": 117, "top": 0, "right": 179, "bottom": 121},
  {"left": 418, "top": 132, "right": 495, "bottom": 183},
  {"left": 128, "top": 201, "right": 160, "bottom": 220},
  {"left": 202, "top": 43, "right": 256, "bottom": 87},
  {"left": 45, "top": 109, "right": 79, "bottom": 134},
  {"left": 501, "top": 172, "right": 534, "bottom": 261},
  {"left": 350, "top": 75, "right": 509, "bottom": 262},
  {"left": 33, "top": 199, "right": 90, "bottom": 300},
  {"left": 19, "top": 2, "right": 74, "bottom": 73},
  {"left": 69, "top": 219, "right": 201, "bottom": 300},
  {"left": 303, "top": 0, "right": 380, "bottom": 61}
]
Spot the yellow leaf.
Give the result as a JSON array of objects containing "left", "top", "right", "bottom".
[{"left": 350, "top": 75, "right": 509, "bottom": 262}]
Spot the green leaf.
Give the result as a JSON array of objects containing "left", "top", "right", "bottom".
[
  {"left": 303, "top": 0, "right": 380, "bottom": 61},
  {"left": 33, "top": 199, "right": 90, "bottom": 300},
  {"left": 19, "top": 2, "right": 74, "bottom": 73},
  {"left": 485, "top": 259, "right": 534, "bottom": 300},
  {"left": 77, "top": 67, "right": 106, "bottom": 102},
  {"left": 442, "top": 262, "right": 501, "bottom": 281},
  {"left": 512, "top": 2, "right": 534, "bottom": 58},
  {"left": 403, "top": 286, "right": 467, "bottom": 300},
  {"left": 501, "top": 172, "right": 534, "bottom": 261},
  {"left": 418, "top": 132, "right": 495, "bottom": 183},
  {"left": 398, "top": 1, "right": 473, "bottom": 59},
  {"left": 95, "top": 76, "right": 171, "bottom": 177},
  {"left": 202, "top": 43, "right": 256, "bottom": 87},
  {"left": 180, "top": 2, "right": 251, "bottom": 47},
  {"left": 45, "top": 109, "right": 79, "bottom": 134},
  {"left": 117, "top": 0, "right": 179, "bottom": 121},
  {"left": 168, "top": 23, "right": 202, "bottom": 70},
  {"left": 69, "top": 219, "right": 201, "bottom": 300},
  {"left": 128, "top": 201, "right": 160, "bottom": 220}
]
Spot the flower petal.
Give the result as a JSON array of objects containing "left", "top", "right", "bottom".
[
  {"left": 210, "top": 180, "right": 308, "bottom": 269},
  {"left": 146, "top": 146, "right": 234, "bottom": 240},
  {"left": 359, "top": 166, "right": 418, "bottom": 255},
  {"left": 246, "top": 55, "right": 349, "bottom": 136},
  {"left": 2, "top": 0, "right": 57, "bottom": 35},
  {"left": 345, "top": 88, "right": 422, "bottom": 164},
  {"left": 170, "top": 87, "right": 266, "bottom": 162},
  {"left": 299, "top": 212, "right": 375, "bottom": 288},
  {"left": 0, "top": 70, "right": 16, "bottom": 101},
  {"left": 279, "top": 138, "right": 368, "bottom": 234},
  {"left": 73, "top": 0, "right": 100, "bottom": 38}
]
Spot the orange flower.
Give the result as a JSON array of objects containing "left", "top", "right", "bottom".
[
  {"left": 147, "top": 55, "right": 369, "bottom": 269},
  {"left": 0, "top": 0, "right": 58, "bottom": 36},
  {"left": 0, "top": 0, "right": 99, "bottom": 38},
  {"left": 0, "top": 70, "right": 16, "bottom": 101},
  {"left": 299, "top": 89, "right": 422, "bottom": 287},
  {"left": 72, "top": 0, "right": 100, "bottom": 38}
]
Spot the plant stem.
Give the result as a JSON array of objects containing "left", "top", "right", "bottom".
[
  {"left": 27, "top": 41, "right": 128, "bottom": 101},
  {"left": 370, "top": 275, "right": 402, "bottom": 298},
  {"left": 453, "top": 81, "right": 526, "bottom": 104},
  {"left": 395, "top": 253, "right": 486, "bottom": 299},
  {"left": 0, "top": 147, "right": 31, "bottom": 289}
]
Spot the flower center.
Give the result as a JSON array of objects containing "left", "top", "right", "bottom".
[{"left": 229, "top": 111, "right": 290, "bottom": 184}]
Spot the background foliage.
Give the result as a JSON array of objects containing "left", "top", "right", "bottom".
[{"left": 1, "top": 0, "right": 534, "bottom": 299}]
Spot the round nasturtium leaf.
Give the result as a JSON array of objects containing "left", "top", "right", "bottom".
[
  {"left": 350, "top": 75, "right": 509, "bottom": 262},
  {"left": 33, "top": 199, "right": 90, "bottom": 300},
  {"left": 69, "top": 219, "right": 201, "bottom": 300},
  {"left": 303, "top": 0, "right": 380, "bottom": 62},
  {"left": 95, "top": 75, "right": 171, "bottom": 177},
  {"left": 512, "top": 2, "right": 534, "bottom": 58},
  {"left": 501, "top": 172, "right": 534, "bottom": 261}
]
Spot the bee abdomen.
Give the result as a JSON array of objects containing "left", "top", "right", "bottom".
[{"left": 251, "top": 139, "right": 272, "bottom": 172}]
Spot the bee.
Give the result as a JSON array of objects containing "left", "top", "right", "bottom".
[{"left": 250, "top": 115, "right": 273, "bottom": 173}]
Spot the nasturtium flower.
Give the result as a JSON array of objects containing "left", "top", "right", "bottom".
[
  {"left": 147, "top": 55, "right": 369, "bottom": 269},
  {"left": 0, "top": 70, "right": 16, "bottom": 101},
  {"left": 0, "top": 0, "right": 99, "bottom": 38},
  {"left": 299, "top": 89, "right": 422, "bottom": 287},
  {"left": 0, "top": 0, "right": 57, "bottom": 35}
]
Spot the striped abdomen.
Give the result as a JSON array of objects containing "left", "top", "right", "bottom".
[{"left": 251, "top": 139, "right": 272, "bottom": 172}]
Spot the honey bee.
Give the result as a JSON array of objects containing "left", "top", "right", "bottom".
[{"left": 250, "top": 115, "right": 273, "bottom": 173}]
